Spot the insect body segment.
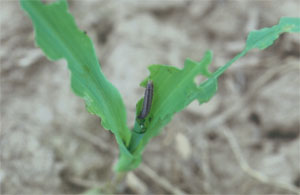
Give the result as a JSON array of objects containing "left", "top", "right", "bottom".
[{"left": 138, "top": 80, "right": 153, "bottom": 119}]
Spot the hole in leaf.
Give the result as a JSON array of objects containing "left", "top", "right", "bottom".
[{"left": 194, "top": 75, "right": 207, "bottom": 86}]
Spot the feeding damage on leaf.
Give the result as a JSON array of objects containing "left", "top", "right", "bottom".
[{"left": 20, "top": 0, "right": 300, "bottom": 172}]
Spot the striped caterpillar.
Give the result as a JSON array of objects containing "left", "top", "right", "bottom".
[{"left": 138, "top": 80, "right": 153, "bottom": 119}]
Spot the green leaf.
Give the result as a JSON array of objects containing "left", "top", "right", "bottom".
[
  {"left": 213, "top": 17, "right": 300, "bottom": 78},
  {"left": 20, "top": 0, "right": 131, "bottom": 151},
  {"left": 246, "top": 17, "right": 300, "bottom": 51},
  {"left": 116, "top": 17, "right": 300, "bottom": 171},
  {"left": 20, "top": 0, "right": 300, "bottom": 172},
  {"left": 279, "top": 17, "right": 300, "bottom": 32},
  {"left": 114, "top": 51, "right": 217, "bottom": 171}
]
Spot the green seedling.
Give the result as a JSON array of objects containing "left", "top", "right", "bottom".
[{"left": 20, "top": 0, "right": 300, "bottom": 172}]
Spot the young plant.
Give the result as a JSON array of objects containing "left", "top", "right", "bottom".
[{"left": 20, "top": 0, "right": 300, "bottom": 172}]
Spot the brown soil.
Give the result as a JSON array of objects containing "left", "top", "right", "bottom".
[{"left": 1, "top": 0, "right": 299, "bottom": 194}]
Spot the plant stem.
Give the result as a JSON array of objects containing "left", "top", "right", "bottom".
[
  {"left": 213, "top": 49, "right": 248, "bottom": 79},
  {"left": 103, "top": 171, "right": 128, "bottom": 193}
]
